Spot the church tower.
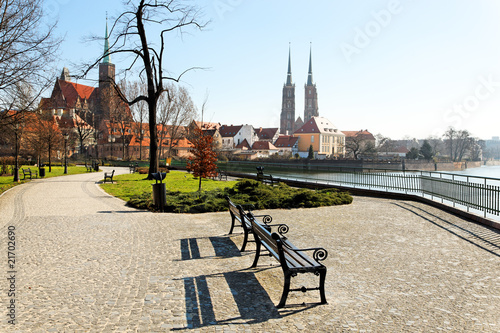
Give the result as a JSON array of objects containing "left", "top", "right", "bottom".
[
  {"left": 280, "top": 45, "right": 295, "bottom": 135},
  {"left": 304, "top": 44, "right": 318, "bottom": 122},
  {"left": 98, "top": 19, "right": 116, "bottom": 120}
]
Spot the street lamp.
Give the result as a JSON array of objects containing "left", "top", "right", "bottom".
[
  {"left": 63, "top": 133, "right": 69, "bottom": 174},
  {"left": 13, "top": 123, "right": 19, "bottom": 182}
]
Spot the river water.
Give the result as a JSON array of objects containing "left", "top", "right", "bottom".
[{"left": 450, "top": 165, "right": 500, "bottom": 179}]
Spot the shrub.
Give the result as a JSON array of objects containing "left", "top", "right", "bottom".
[{"left": 127, "top": 178, "right": 352, "bottom": 213}]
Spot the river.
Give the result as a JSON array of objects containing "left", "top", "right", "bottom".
[{"left": 450, "top": 165, "right": 500, "bottom": 179}]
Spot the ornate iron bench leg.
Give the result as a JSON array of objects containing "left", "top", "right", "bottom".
[
  {"left": 240, "top": 229, "right": 249, "bottom": 252},
  {"left": 277, "top": 273, "right": 292, "bottom": 308},
  {"left": 228, "top": 215, "right": 236, "bottom": 235},
  {"left": 251, "top": 237, "right": 262, "bottom": 268},
  {"left": 319, "top": 268, "right": 327, "bottom": 304}
]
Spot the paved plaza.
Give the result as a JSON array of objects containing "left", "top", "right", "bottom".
[{"left": 0, "top": 167, "right": 499, "bottom": 332}]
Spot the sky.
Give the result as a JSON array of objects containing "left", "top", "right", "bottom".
[{"left": 44, "top": 0, "right": 500, "bottom": 140}]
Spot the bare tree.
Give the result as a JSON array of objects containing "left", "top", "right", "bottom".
[
  {"left": 123, "top": 80, "right": 148, "bottom": 160},
  {"left": 443, "top": 127, "right": 474, "bottom": 162},
  {"left": 74, "top": 116, "right": 94, "bottom": 156},
  {"left": 81, "top": 0, "right": 207, "bottom": 177},
  {"left": 157, "top": 84, "right": 197, "bottom": 160},
  {"left": 0, "top": 0, "right": 61, "bottom": 127}
]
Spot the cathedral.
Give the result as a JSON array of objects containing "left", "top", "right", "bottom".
[
  {"left": 39, "top": 22, "right": 134, "bottom": 159},
  {"left": 279, "top": 45, "right": 319, "bottom": 135}
]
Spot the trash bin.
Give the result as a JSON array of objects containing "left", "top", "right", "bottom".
[
  {"left": 39, "top": 167, "right": 45, "bottom": 178},
  {"left": 151, "top": 172, "right": 167, "bottom": 211}
]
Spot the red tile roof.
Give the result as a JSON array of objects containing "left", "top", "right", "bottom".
[
  {"left": 56, "top": 79, "right": 97, "bottom": 107},
  {"left": 235, "top": 138, "right": 250, "bottom": 149},
  {"left": 255, "top": 127, "right": 279, "bottom": 140},
  {"left": 342, "top": 130, "right": 375, "bottom": 141},
  {"left": 252, "top": 141, "right": 277, "bottom": 150},
  {"left": 219, "top": 125, "right": 242, "bottom": 137},
  {"left": 274, "top": 135, "right": 299, "bottom": 148}
]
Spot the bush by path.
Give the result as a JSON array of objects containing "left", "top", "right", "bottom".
[{"left": 127, "top": 178, "right": 353, "bottom": 213}]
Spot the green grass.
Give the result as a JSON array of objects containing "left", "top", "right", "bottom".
[
  {"left": 101, "top": 173, "right": 353, "bottom": 213},
  {"left": 0, "top": 166, "right": 88, "bottom": 195},
  {"left": 99, "top": 171, "right": 238, "bottom": 202}
]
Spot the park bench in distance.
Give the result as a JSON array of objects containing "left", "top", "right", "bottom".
[
  {"left": 129, "top": 162, "right": 138, "bottom": 173},
  {"left": 249, "top": 216, "right": 328, "bottom": 308},
  {"left": 103, "top": 170, "right": 115, "bottom": 183},
  {"left": 256, "top": 166, "right": 275, "bottom": 185},
  {"left": 21, "top": 168, "right": 38, "bottom": 180},
  {"left": 225, "top": 196, "right": 273, "bottom": 251}
]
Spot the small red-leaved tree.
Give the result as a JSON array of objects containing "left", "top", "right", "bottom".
[{"left": 187, "top": 127, "right": 218, "bottom": 191}]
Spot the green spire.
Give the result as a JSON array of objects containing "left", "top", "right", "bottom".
[
  {"left": 103, "top": 17, "right": 110, "bottom": 64},
  {"left": 286, "top": 43, "right": 292, "bottom": 86},
  {"left": 307, "top": 43, "right": 313, "bottom": 86}
]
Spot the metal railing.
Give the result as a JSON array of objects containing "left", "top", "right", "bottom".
[{"left": 215, "top": 161, "right": 500, "bottom": 220}]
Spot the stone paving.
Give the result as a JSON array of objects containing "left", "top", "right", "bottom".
[{"left": 0, "top": 167, "right": 499, "bottom": 332}]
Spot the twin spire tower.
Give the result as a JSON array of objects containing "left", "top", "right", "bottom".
[{"left": 280, "top": 44, "right": 318, "bottom": 135}]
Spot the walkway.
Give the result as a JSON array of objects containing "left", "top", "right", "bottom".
[{"left": 0, "top": 167, "right": 499, "bottom": 332}]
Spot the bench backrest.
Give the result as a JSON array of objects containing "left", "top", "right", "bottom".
[
  {"left": 225, "top": 196, "right": 252, "bottom": 230},
  {"left": 250, "top": 216, "right": 323, "bottom": 271}
]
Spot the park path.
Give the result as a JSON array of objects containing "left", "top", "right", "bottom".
[{"left": 0, "top": 167, "right": 499, "bottom": 332}]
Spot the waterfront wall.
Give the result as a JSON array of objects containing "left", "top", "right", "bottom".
[{"left": 257, "top": 159, "right": 483, "bottom": 172}]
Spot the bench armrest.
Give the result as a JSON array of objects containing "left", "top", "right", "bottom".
[
  {"left": 252, "top": 214, "right": 272, "bottom": 224},
  {"left": 283, "top": 244, "right": 328, "bottom": 261},
  {"left": 266, "top": 223, "right": 289, "bottom": 235}
]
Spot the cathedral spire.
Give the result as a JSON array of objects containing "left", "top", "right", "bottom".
[
  {"left": 286, "top": 43, "right": 292, "bottom": 86},
  {"left": 103, "top": 16, "right": 110, "bottom": 64},
  {"left": 307, "top": 43, "right": 313, "bottom": 86}
]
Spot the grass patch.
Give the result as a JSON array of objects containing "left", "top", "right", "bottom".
[
  {"left": 111, "top": 175, "right": 353, "bottom": 213},
  {"left": 0, "top": 166, "right": 88, "bottom": 195},
  {"left": 99, "top": 170, "right": 238, "bottom": 202}
]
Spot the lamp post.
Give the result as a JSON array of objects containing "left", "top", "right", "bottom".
[
  {"left": 63, "top": 133, "right": 69, "bottom": 174},
  {"left": 13, "top": 123, "right": 19, "bottom": 182}
]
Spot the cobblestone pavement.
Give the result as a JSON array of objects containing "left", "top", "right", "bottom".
[{"left": 0, "top": 167, "right": 499, "bottom": 332}]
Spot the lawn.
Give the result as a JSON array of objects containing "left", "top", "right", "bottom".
[
  {"left": 99, "top": 171, "right": 353, "bottom": 214},
  {"left": 0, "top": 166, "right": 88, "bottom": 195},
  {"left": 99, "top": 170, "right": 238, "bottom": 202}
]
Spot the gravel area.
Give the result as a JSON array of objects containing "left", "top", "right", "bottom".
[{"left": 0, "top": 167, "right": 499, "bottom": 332}]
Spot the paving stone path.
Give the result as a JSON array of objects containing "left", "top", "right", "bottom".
[{"left": 0, "top": 167, "right": 499, "bottom": 332}]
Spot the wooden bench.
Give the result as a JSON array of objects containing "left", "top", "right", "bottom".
[
  {"left": 85, "top": 162, "right": 93, "bottom": 172},
  {"left": 217, "top": 169, "right": 228, "bottom": 181},
  {"left": 257, "top": 172, "right": 275, "bottom": 185},
  {"left": 129, "top": 163, "right": 138, "bottom": 173},
  {"left": 250, "top": 217, "right": 328, "bottom": 308},
  {"left": 21, "top": 168, "right": 38, "bottom": 180},
  {"left": 103, "top": 170, "right": 115, "bottom": 183},
  {"left": 225, "top": 196, "right": 274, "bottom": 252}
]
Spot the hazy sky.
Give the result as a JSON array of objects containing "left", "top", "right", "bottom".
[{"left": 46, "top": 0, "right": 500, "bottom": 140}]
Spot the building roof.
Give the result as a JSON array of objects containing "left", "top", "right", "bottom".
[
  {"left": 219, "top": 125, "right": 242, "bottom": 137},
  {"left": 295, "top": 116, "right": 342, "bottom": 135},
  {"left": 274, "top": 135, "right": 299, "bottom": 148},
  {"left": 342, "top": 130, "right": 376, "bottom": 141},
  {"left": 235, "top": 138, "right": 250, "bottom": 149},
  {"left": 194, "top": 121, "right": 221, "bottom": 131},
  {"left": 56, "top": 79, "right": 96, "bottom": 108},
  {"left": 252, "top": 141, "right": 278, "bottom": 150},
  {"left": 255, "top": 127, "right": 279, "bottom": 140}
]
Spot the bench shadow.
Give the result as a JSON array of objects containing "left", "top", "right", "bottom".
[
  {"left": 173, "top": 235, "right": 319, "bottom": 329},
  {"left": 178, "top": 236, "right": 244, "bottom": 261},
  {"left": 394, "top": 202, "right": 500, "bottom": 257}
]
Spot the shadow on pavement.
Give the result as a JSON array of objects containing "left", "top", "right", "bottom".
[{"left": 394, "top": 202, "right": 500, "bottom": 257}]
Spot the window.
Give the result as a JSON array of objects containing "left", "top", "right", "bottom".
[{"left": 311, "top": 136, "right": 314, "bottom": 143}]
